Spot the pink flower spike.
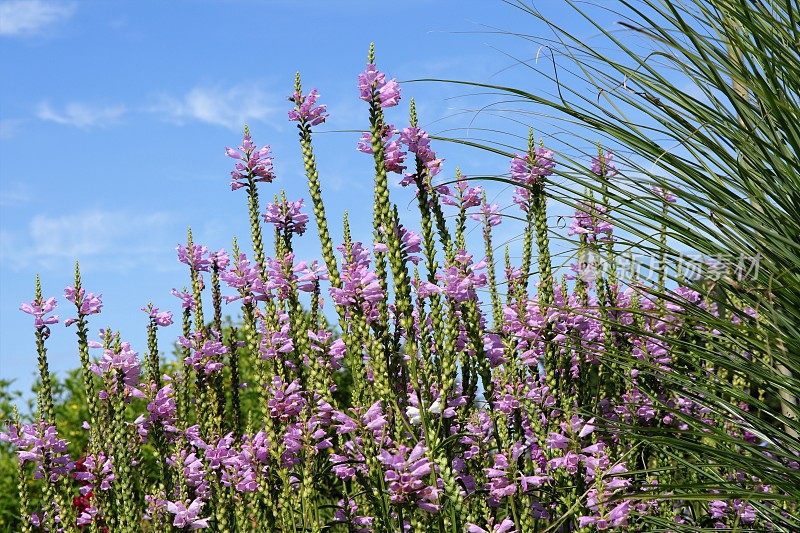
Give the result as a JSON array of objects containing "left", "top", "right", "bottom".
[
  {"left": 288, "top": 89, "right": 328, "bottom": 126},
  {"left": 171, "top": 289, "right": 196, "bottom": 311},
  {"left": 177, "top": 243, "right": 212, "bottom": 272},
  {"left": 263, "top": 197, "right": 309, "bottom": 236},
  {"left": 357, "top": 63, "right": 401, "bottom": 108},
  {"left": 226, "top": 132, "right": 276, "bottom": 190},
  {"left": 652, "top": 186, "right": 677, "bottom": 203},
  {"left": 591, "top": 150, "right": 618, "bottom": 177},
  {"left": 142, "top": 305, "right": 174, "bottom": 327},
  {"left": 64, "top": 286, "right": 103, "bottom": 326},
  {"left": 20, "top": 296, "right": 59, "bottom": 329},
  {"left": 471, "top": 201, "right": 502, "bottom": 227},
  {"left": 357, "top": 125, "right": 406, "bottom": 173}
]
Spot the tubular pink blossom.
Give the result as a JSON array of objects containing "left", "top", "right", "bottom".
[
  {"left": 357, "top": 63, "right": 401, "bottom": 108},
  {"left": 225, "top": 132, "right": 276, "bottom": 190},
  {"left": 288, "top": 88, "right": 328, "bottom": 126}
]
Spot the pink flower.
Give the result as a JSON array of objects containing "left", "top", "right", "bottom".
[
  {"left": 142, "top": 305, "right": 174, "bottom": 327},
  {"left": 177, "top": 243, "right": 212, "bottom": 272},
  {"left": 90, "top": 342, "right": 145, "bottom": 401},
  {"left": 357, "top": 125, "right": 406, "bottom": 173},
  {"left": 399, "top": 226, "right": 422, "bottom": 264},
  {"left": 1, "top": 421, "right": 75, "bottom": 481},
  {"left": 399, "top": 126, "right": 443, "bottom": 177},
  {"left": 288, "top": 88, "right": 328, "bottom": 126},
  {"left": 436, "top": 250, "right": 488, "bottom": 303},
  {"left": 263, "top": 198, "right": 309, "bottom": 236},
  {"left": 180, "top": 331, "right": 228, "bottom": 375},
  {"left": 568, "top": 201, "right": 613, "bottom": 243},
  {"left": 171, "top": 288, "right": 196, "bottom": 311},
  {"left": 470, "top": 200, "right": 502, "bottom": 226},
  {"left": 267, "top": 376, "right": 306, "bottom": 421},
  {"left": 211, "top": 249, "right": 230, "bottom": 270},
  {"left": 652, "top": 186, "right": 677, "bottom": 203},
  {"left": 259, "top": 311, "right": 294, "bottom": 361},
  {"left": 20, "top": 296, "right": 59, "bottom": 329},
  {"left": 591, "top": 150, "right": 618, "bottom": 178},
  {"left": 64, "top": 286, "right": 103, "bottom": 316},
  {"left": 225, "top": 132, "right": 276, "bottom": 190},
  {"left": 166, "top": 498, "right": 209, "bottom": 530},
  {"left": 358, "top": 63, "right": 401, "bottom": 108},
  {"left": 329, "top": 241, "right": 384, "bottom": 321},
  {"left": 440, "top": 177, "right": 482, "bottom": 210},
  {"left": 379, "top": 442, "right": 440, "bottom": 512},
  {"left": 510, "top": 147, "right": 555, "bottom": 210},
  {"left": 295, "top": 260, "right": 328, "bottom": 292},
  {"left": 63, "top": 286, "right": 103, "bottom": 326},
  {"left": 511, "top": 147, "right": 556, "bottom": 184},
  {"left": 467, "top": 518, "right": 516, "bottom": 533},
  {"left": 220, "top": 253, "right": 264, "bottom": 304}
]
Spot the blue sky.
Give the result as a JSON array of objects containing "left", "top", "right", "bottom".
[{"left": 0, "top": 0, "right": 623, "bottom": 401}]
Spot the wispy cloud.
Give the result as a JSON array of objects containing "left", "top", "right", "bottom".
[
  {"left": 150, "top": 84, "right": 278, "bottom": 130},
  {"left": 36, "top": 101, "right": 126, "bottom": 128},
  {"left": 0, "top": 0, "right": 75, "bottom": 37},
  {"left": 0, "top": 118, "right": 23, "bottom": 139},
  {"left": 0, "top": 182, "right": 31, "bottom": 207},
  {"left": 0, "top": 209, "right": 176, "bottom": 271}
]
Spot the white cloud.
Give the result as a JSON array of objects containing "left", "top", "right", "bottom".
[
  {"left": 0, "top": 0, "right": 75, "bottom": 36},
  {"left": 36, "top": 101, "right": 126, "bottom": 128},
  {"left": 0, "top": 210, "right": 175, "bottom": 271},
  {"left": 151, "top": 84, "right": 278, "bottom": 130}
]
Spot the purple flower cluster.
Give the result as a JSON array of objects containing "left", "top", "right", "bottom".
[
  {"left": 510, "top": 147, "right": 556, "bottom": 184},
  {"left": 64, "top": 286, "right": 103, "bottom": 326},
  {"left": 219, "top": 252, "right": 263, "bottom": 304},
  {"left": 90, "top": 341, "right": 145, "bottom": 400},
  {"left": 166, "top": 498, "right": 209, "bottom": 530},
  {"left": 568, "top": 201, "right": 614, "bottom": 243},
  {"left": 267, "top": 376, "right": 306, "bottom": 422},
  {"left": 334, "top": 499, "right": 374, "bottom": 532},
  {"left": 591, "top": 150, "right": 618, "bottom": 178},
  {"left": 263, "top": 197, "right": 309, "bottom": 236},
  {"left": 288, "top": 88, "right": 328, "bottom": 126},
  {"left": 226, "top": 132, "right": 276, "bottom": 190},
  {"left": 467, "top": 519, "right": 516, "bottom": 533},
  {"left": 5, "top": 60, "right": 780, "bottom": 533},
  {"left": 180, "top": 331, "right": 228, "bottom": 375},
  {"left": 1, "top": 421, "right": 74, "bottom": 481},
  {"left": 652, "top": 186, "right": 677, "bottom": 203},
  {"left": 436, "top": 250, "right": 488, "bottom": 303},
  {"left": 142, "top": 305, "right": 174, "bottom": 327},
  {"left": 265, "top": 252, "right": 297, "bottom": 299},
  {"left": 330, "top": 241, "right": 384, "bottom": 320},
  {"left": 74, "top": 452, "right": 115, "bottom": 495},
  {"left": 20, "top": 296, "right": 58, "bottom": 329},
  {"left": 399, "top": 126, "right": 444, "bottom": 177},
  {"left": 379, "top": 442, "right": 440, "bottom": 511},
  {"left": 440, "top": 177, "right": 482, "bottom": 210},
  {"left": 357, "top": 63, "right": 401, "bottom": 108},
  {"left": 470, "top": 200, "right": 502, "bottom": 226},
  {"left": 358, "top": 124, "right": 406, "bottom": 173},
  {"left": 141, "top": 382, "right": 178, "bottom": 436},
  {"left": 510, "top": 147, "right": 555, "bottom": 210},
  {"left": 295, "top": 260, "right": 328, "bottom": 293},
  {"left": 259, "top": 310, "right": 294, "bottom": 361},
  {"left": 176, "top": 243, "right": 212, "bottom": 272}
]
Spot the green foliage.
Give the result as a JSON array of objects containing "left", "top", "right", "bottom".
[
  {"left": 430, "top": 0, "right": 800, "bottom": 528},
  {"left": 0, "top": 380, "right": 23, "bottom": 532}
]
